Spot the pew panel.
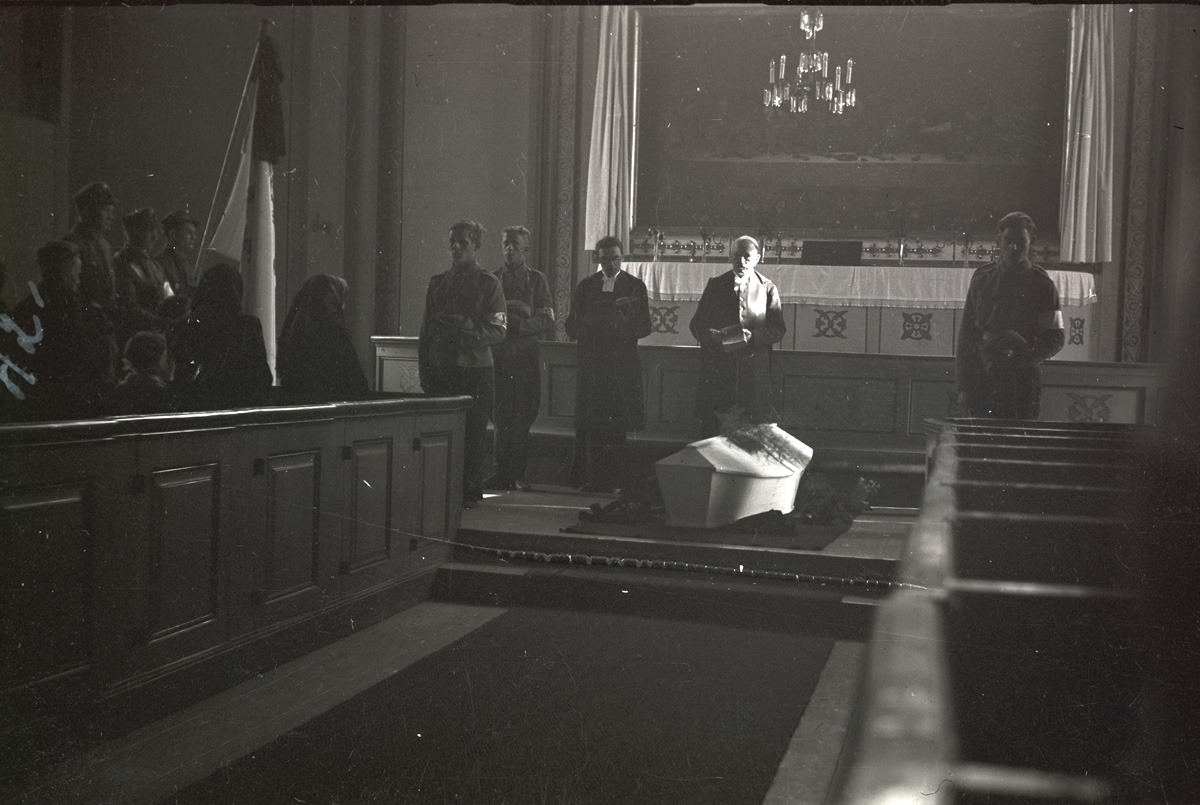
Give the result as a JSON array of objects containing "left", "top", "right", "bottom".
[
  {"left": 242, "top": 423, "right": 341, "bottom": 630},
  {"left": 406, "top": 411, "right": 462, "bottom": 576},
  {"left": 0, "top": 439, "right": 132, "bottom": 691},
  {"left": 116, "top": 428, "right": 236, "bottom": 679}
]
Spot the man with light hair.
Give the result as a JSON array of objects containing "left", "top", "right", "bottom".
[
  {"left": 485, "top": 225, "right": 555, "bottom": 491},
  {"left": 955, "top": 211, "right": 1065, "bottom": 419},
  {"left": 418, "top": 220, "right": 507, "bottom": 507},
  {"left": 689, "top": 235, "right": 787, "bottom": 437}
]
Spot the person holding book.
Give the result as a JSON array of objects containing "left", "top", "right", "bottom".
[{"left": 689, "top": 235, "right": 787, "bottom": 438}]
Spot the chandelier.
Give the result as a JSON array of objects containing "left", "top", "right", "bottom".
[{"left": 763, "top": 8, "right": 856, "bottom": 114}]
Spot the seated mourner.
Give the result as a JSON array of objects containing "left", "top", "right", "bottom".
[
  {"left": 277, "top": 274, "right": 369, "bottom": 400},
  {"left": 110, "top": 330, "right": 177, "bottom": 415},
  {"left": 11, "top": 241, "right": 116, "bottom": 420},
  {"left": 172, "top": 263, "right": 272, "bottom": 410}
]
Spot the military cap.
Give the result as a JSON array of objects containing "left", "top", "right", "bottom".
[
  {"left": 161, "top": 209, "right": 199, "bottom": 231},
  {"left": 73, "top": 181, "right": 118, "bottom": 212},
  {"left": 36, "top": 240, "right": 81, "bottom": 273},
  {"left": 123, "top": 207, "right": 160, "bottom": 237}
]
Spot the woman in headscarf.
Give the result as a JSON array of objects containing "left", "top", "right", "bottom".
[
  {"left": 277, "top": 274, "right": 368, "bottom": 401},
  {"left": 171, "top": 263, "right": 272, "bottom": 409}
]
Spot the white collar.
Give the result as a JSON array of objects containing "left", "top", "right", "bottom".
[{"left": 599, "top": 269, "right": 622, "bottom": 291}]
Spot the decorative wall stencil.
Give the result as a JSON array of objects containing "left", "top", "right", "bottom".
[
  {"left": 1066, "top": 392, "right": 1112, "bottom": 422},
  {"left": 1069, "top": 317, "right": 1086, "bottom": 345},
  {"left": 901, "top": 311, "right": 934, "bottom": 341},
  {"left": 813, "top": 308, "right": 849, "bottom": 339},
  {"left": 650, "top": 305, "right": 681, "bottom": 334}
]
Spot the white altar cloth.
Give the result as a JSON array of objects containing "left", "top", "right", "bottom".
[{"left": 623, "top": 262, "right": 1097, "bottom": 309}]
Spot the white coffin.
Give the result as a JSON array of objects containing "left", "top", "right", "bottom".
[{"left": 655, "top": 425, "right": 814, "bottom": 529}]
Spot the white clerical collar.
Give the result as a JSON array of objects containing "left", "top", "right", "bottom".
[{"left": 598, "top": 268, "right": 623, "bottom": 292}]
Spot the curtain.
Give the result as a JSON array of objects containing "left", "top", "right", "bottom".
[
  {"left": 1059, "top": 5, "right": 1114, "bottom": 263},
  {"left": 584, "top": 6, "right": 635, "bottom": 252}
]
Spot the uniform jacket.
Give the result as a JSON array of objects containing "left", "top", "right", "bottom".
[
  {"left": 493, "top": 262, "right": 554, "bottom": 368},
  {"left": 156, "top": 245, "right": 194, "bottom": 297},
  {"left": 418, "top": 262, "right": 507, "bottom": 386},
  {"left": 956, "top": 259, "right": 1064, "bottom": 395}
]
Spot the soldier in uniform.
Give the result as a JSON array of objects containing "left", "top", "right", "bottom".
[
  {"left": 113, "top": 208, "right": 170, "bottom": 350},
  {"left": 418, "top": 220, "right": 507, "bottom": 508},
  {"left": 689, "top": 235, "right": 787, "bottom": 438},
  {"left": 564, "top": 236, "right": 652, "bottom": 493},
  {"left": 157, "top": 209, "right": 200, "bottom": 297},
  {"left": 484, "top": 226, "right": 555, "bottom": 492},
  {"left": 64, "top": 181, "right": 119, "bottom": 311},
  {"left": 955, "top": 211, "right": 1065, "bottom": 419}
]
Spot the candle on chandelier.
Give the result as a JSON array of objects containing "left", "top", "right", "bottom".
[
  {"left": 780, "top": 54, "right": 787, "bottom": 80},
  {"left": 846, "top": 59, "right": 854, "bottom": 85},
  {"left": 770, "top": 58, "right": 776, "bottom": 85},
  {"left": 835, "top": 65, "right": 841, "bottom": 91},
  {"left": 763, "top": 88, "right": 771, "bottom": 106},
  {"left": 821, "top": 52, "right": 829, "bottom": 77}
]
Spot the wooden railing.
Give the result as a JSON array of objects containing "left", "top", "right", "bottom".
[
  {"left": 835, "top": 419, "right": 1162, "bottom": 803},
  {"left": 0, "top": 394, "right": 467, "bottom": 766}
]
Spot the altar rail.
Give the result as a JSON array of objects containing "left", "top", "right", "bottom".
[
  {"left": 835, "top": 419, "right": 1166, "bottom": 803},
  {"left": 0, "top": 395, "right": 467, "bottom": 770},
  {"left": 373, "top": 336, "right": 1165, "bottom": 466}
]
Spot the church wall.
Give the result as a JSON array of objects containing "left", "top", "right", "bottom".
[
  {"left": 6, "top": 5, "right": 1193, "bottom": 376},
  {"left": 397, "top": 5, "right": 540, "bottom": 334},
  {"left": 1157, "top": 4, "right": 1200, "bottom": 361}
]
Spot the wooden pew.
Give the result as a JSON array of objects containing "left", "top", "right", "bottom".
[
  {"left": 0, "top": 394, "right": 468, "bottom": 782},
  {"left": 836, "top": 419, "right": 1160, "bottom": 803}
]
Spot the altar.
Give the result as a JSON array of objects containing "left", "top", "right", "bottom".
[{"left": 623, "top": 262, "right": 1098, "bottom": 362}]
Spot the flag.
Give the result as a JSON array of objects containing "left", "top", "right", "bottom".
[{"left": 208, "top": 30, "right": 287, "bottom": 377}]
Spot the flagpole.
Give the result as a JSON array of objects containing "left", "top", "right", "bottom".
[{"left": 195, "top": 19, "right": 273, "bottom": 281}]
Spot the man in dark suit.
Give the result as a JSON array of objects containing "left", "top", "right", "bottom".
[
  {"left": 564, "top": 236, "right": 652, "bottom": 493},
  {"left": 689, "top": 235, "right": 787, "bottom": 438}
]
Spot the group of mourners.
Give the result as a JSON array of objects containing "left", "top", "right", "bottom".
[
  {"left": 416, "top": 220, "right": 793, "bottom": 508},
  {"left": 3, "top": 186, "right": 1064, "bottom": 512},
  {"left": 0, "top": 181, "right": 368, "bottom": 422},
  {"left": 420, "top": 211, "right": 1065, "bottom": 509}
]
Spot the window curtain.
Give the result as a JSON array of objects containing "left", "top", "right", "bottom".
[
  {"left": 584, "top": 6, "right": 635, "bottom": 252},
  {"left": 1059, "top": 5, "right": 1114, "bottom": 263}
]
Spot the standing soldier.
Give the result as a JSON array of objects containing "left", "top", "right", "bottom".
[
  {"left": 484, "top": 226, "right": 555, "bottom": 492},
  {"left": 418, "top": 220, "right": 507, "bottom": 508},
  {"left": 64, "top": 181, "right": 120, "bottom": 311},
  {"left": 157, "top": 209, "right": 200, "bottom": 297},
  {"left": 955, "top": 211, "right": 1065, "bottom": 419}
]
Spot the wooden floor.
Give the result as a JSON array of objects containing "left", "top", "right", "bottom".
[{"left": 17, "top": 488, "right": 907, "bottom": 805}]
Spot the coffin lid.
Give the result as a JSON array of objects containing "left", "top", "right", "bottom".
[{"left": 656, "top": 427, "right": 812, "bottom": 479}]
